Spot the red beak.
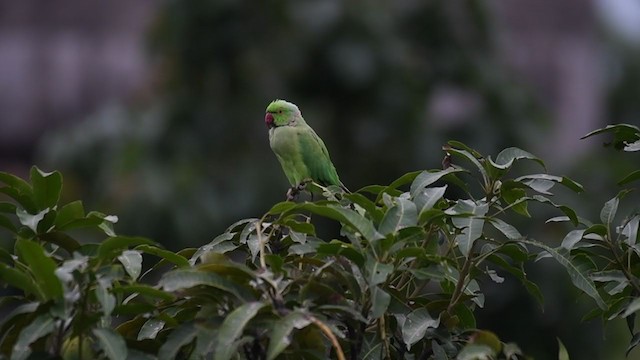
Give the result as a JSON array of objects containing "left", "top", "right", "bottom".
[{"left": 265, "top": 113, "right": 275, "bottom": 129}]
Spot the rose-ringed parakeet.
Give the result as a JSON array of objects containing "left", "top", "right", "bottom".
[{"left": 264, "top": 99, "right": 347, "bottom": 200}]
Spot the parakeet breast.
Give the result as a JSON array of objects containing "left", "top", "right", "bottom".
[{"left": 269, "top": 126, "right": 309, "bottom": 186}]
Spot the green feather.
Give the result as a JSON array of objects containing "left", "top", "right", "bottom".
[{"left": 266, "top": 100, "right": 347, "bottom": 191}]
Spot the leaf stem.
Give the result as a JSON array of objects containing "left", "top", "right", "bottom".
[
  {"left": 308, "top": 315, "right": 346, "bottom": 360},
  {"left": 447, "top": 252, "right": 474, "bottom": 315}
]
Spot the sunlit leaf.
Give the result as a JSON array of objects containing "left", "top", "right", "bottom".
[
  {"left": 488, "top": 147, "right": 545, "bottom": 170},
  {"left": 488, "top": 218, "right": 522, "bottom": 240},
  {"left": 561, "top": 230, "right": 585, "bottom": 250},
  {"left": 516, "top": 174, "right": 584, "bottom": 193},
  {"left": 558, "top": 338, "right": 570, "bottom": 360}
]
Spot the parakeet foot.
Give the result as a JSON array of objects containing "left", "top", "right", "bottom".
[{"left": 285, "top": 180, "right": 312, "bottom": 201}]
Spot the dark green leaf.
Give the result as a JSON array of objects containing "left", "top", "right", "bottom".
[
  {"left": 365, "top": 259, "right": 393, "bottom": 286},
  {"left": 158, "top": 323, "right": 198, "bottom": 360},
  {"left": 30, "top": 167, "right": 62, "bottom": 210},
  {"left": 38, "top": 232, "right": 81, "bottom": 253},
  {"left": 530, "top": 195, "right": 579, "bottom": 226},
  {"left": 296, "top": 203, "right": 383, "bottom": 242},
  {"left": 369, "top": 286, "right": 391, "bottom": 319},
  {"left": 516, "top": 174, "right": 584, "bottom": 193},
  {"left": 137, "top": 319, "right": 165, "bottom": 340},
  {"left": 93, "top": 328, "right": 128, "bottom": 360},
  {"left": 521, "top": 239, "right": 606, "bottom": 309},
  {"left": 135, "top": 244, "right": 189, "bottom": 268},
  {"left": 379, "top": 198, "right": 417, "bottom": 236},
  {"left": 15, "top": 238, "right": 63, "bottom": 300},
  {"left": 446, "top": 199, "right": 489, "bottom": 256},
  {"left": 442, "top": 145, "right": 489, "bottom": 186},
  {"left": 215, "top": 302, "right": 267, "bottom": 360},
  {"left": 112, "top": 284, "right": 175, "bottom": 302},
  {"left": 160, "top": 269, "right": 253, "bottom": 301},
  {"left": 267, "top": 310, "right": 311, "bottom": 360},
  {"left": 0, "top": 264, "right": 40, "bottom": 298},
  {"left": 0, "top": 214, "right": 16, "bottom": 233},
  {"left": 317, "top": 241, "right": 365, "bottom": 267},
  {"left": 97, "top": 236, "right": 155, "bottom": 260},
  {"left": 561, "top": 230, "right": 585, "bottom": 250},
  {"left": 409, "top": 168, "right": 464, "bottom": 198},
  {"left": 619, "top": 170, "right": 640, "bottom": 185},
  {"left": 11, "top": 313, "right": 55, "bottom": 360},
  {"left": 488, "top": 218, "right": 522, "bottom": 240},
  {"left": 402, "top": 308, "right": 440, "bottom": 348},
  {"left": 54, "top": 200, "right": 85, "bottom": 227}
]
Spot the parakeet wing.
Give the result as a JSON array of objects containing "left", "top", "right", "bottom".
[{"left": 299, "top": 127, "right": 342, "bottom": 188}]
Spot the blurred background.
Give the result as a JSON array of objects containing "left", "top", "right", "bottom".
[{"left": 1, "top": 0, "right": 640, "bottom": 358}]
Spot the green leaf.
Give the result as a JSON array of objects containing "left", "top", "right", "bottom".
[
  {"left": 54, "top": 200, "right": 85, "bottom": 227},
  {"left": 457, "top": 344, "right": 495, "bottom": 360},
  {"left": 582, "top": 124, "right": 640, "bottom": 150},
  {"left": 625, "top": 139, "right": 640, "bottom": 151},
  {"left": 601, "top": 190, "right": 632, "bottom": 226},
  {"left": 267, "top": 310, "right": 312, "bottom": 360},
  {"left": 295, "top": 203, "right": 383, "bottom": 242},
  {"left": 500, "top": 181, "right": 530, "bottom": 217},
  {"left": 0, "top": 264, "right": 40, "bottom": 298},
  {"left": 38, "top": 232, "right": 81, "bottom": 253},
  {"left": 158, "top": 323, "right": 198, "bottom": 360},
  {"left": 491, "top": 147, "right": 545, "bottom": 170},
  {"left": 96, "top": 278, "right": 116, "bottom": 318},
  {"left": 516, "top": 174, "right": 584, "bottom": 193},
  {"left": 402, "top": 308, "right": 440, "bottom": 348},
  {"left": 317, "top": 241, "right": 365, "bottom": 267},
  {"left": 446, "top": 199, "right": 489, "bottom": 256},
  {"left": 619, "top": 170, "right": 640, "bottom": 185},
  {"left": 267, "top": 201, "right": 298, "bottom": 215},
  {"left": 135, "top": 244, "right": 189, "bottom": 268},
  {"left": 118, "top": 250, "right": 143, "bottom": 280},
  {"left": 488, "top": 218, "right": 522, "bottom": 240},
  {"left": 530, "top": 195, "right": 579, "bottom": 226},
  {"left": 366, "top": 259, "right": 394, "bottom": 286},
  {"left": 93, "top": 328, "right": 128, "bottom": 360},
  {"left": 521, "top": 239, "right": 606, "bottom": 309},
  {"left": 443, "top": 145, "right": 489, "bottom": 186},
  {"left": 215, "top": 302, "right": 267, "bottom": 360},
  {"left": 414, "top": 185, "right": 447, "bottom": 215},
  {"left": 15, "top": 238, "right": 63, "bottom": 300},
  {"left": 379, "top": 198, "right": 417, "bottom": 236},
  {"left": 0, "top": 172, "right": 35, "bottom": 212},
  {"left": 30, "top": 167, "right": 62, "bottom": 210},
  {"left": 137, "top": 319, "right": 165, "bottom": 340},
  {"left": 16, "top": 208, "right": 48, "bottom": 233},
  {"left": 623, "top": 216, "right": 639, "bottom": 246},
  {"left": 112, "top": 284, "right": 175, "bottom": 302},
  {"left": 0, "top": 214, "right": 16, "bottom": 233},
  {"left": 561, "top": 230, "right": 585, "bottom": 250},
  {"left": 10, "top": 313, "right": 55, "bottom": 360},
  {"left": 97, "top": 236, "right": 155, "bottom": 260},
  {"left": 409, "top": 168, "right": 464, "bottom": 198},
  {"left": 558, "top": 338, "right": 570, "bottom": 360},
  {"left": 160, "top": 269, "right": 253, "bottom": 301},
  {"left": 369, "top": 286, "right": 391, "bottom": 319},
  {"left": 378, "top": 170, "right": 423, "bottom": 200}
]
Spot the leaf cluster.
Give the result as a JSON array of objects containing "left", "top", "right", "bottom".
[{"left": 1, "top": 128, "right": 638, "bottom": 359}]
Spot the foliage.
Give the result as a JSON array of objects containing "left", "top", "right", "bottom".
[{"left": 1, "top": 127, "right": 639, "bottom": 359}]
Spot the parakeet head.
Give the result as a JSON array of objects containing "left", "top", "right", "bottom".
[{"left": 265, "top": 100, "right": 301, "bottom": 129}]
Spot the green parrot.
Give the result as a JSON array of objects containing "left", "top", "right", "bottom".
[{"left": 264, "top": 99, "right": 347, "bottom": 199}]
